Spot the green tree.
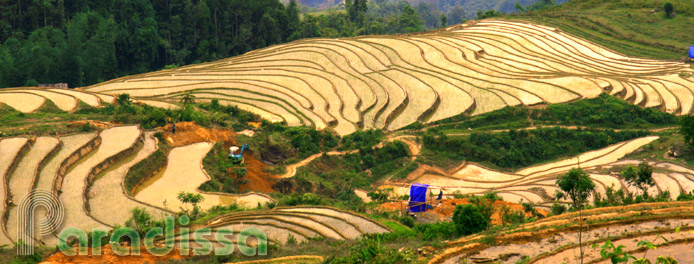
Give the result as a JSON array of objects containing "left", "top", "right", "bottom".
[
  {"left": 514, "top": 2, "right": 525, "bottom": 13},
  {"left": 440, "top": 14, "right": 448, "bottom": 28},
  {"left": 664, "top": 3, "right": 674, "bottom": 18},
  {"left": 453, "top": 204, "right": 488, "bottom": 236},
  {"left": 469, "top": 192, "right": 499, "bottom": 224},
  {"left": 447, "top": 5, "right": 466, "bottom": 25},
  {"left": 397, "top": 5, "right": 423, "bottom": 33},
  {"left": 116, "top": 94, "right": 132, "bottom": 106},
  {"left": 415, "top": 3, "right": 439, "bottom": 29},
  {"left": 476, "top": 9, "right": 500, "bottom": 20},
  {"left": 177, "top": 191, "right": 204, "bottom": 219},
  {"left": 286, "top": 0, "right": 300, "bottom": 38},
  {"left": 179, "top": 92, "right": 197, "bottom": 105},
  {"left": 621, "top": 162, "right": 655, "bottom": 197},
  {"left": 556, "top": 168, "right": 595, "bottom": 210},
  {"left": 0, "top": 47, "right": 22, "bottom": 87},
  {"left": 681, "top": 115, "right": 694, "bottom": 149},
  {"left": 556, "top": 167, "right": 595, "bottom": 264}
]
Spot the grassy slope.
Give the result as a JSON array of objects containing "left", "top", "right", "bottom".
[{"left": 509, "top": 0, "right": 694, "bottom": 60}]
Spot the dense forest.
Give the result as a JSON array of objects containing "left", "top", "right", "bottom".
[
  {"left": 0, "top": 0, "right": 564, "bottom": 89},
  {"left": 293, "top": 0, "right": 567, "bottom": 19},
  {"left": 0, "top": 0, "right": 416, "bottom": 88}
]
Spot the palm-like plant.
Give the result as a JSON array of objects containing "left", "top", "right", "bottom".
[{"left": 179, "top": 92, "right": 196, "bottom": 105}]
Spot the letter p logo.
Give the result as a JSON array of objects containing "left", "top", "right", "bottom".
[{"left": 17, "top": 189, "right": 64, "bottom": 255}]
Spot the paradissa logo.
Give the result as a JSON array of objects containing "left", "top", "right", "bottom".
[
  {"left": 57, "top": 215, "right": 268, "bottom": 256},
  {"left": 17, "top": 190, "right": 266, "bottom": 257}
]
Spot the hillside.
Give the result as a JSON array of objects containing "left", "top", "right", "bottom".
[
  {"left": 512, "top": 0, "right": 694, "bottom": 60},
  {"left": 3, "top": 2, "right": 694, "bottom": 264},
  {"left": 289, "top": 0, "right": 568, "bottom": 17},
  {"left": 84, "top": 19, "right": 694, "bottom": 136}
]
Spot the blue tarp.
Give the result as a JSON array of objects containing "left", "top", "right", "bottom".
[
  {"left": 689, "top": 46, "right": 694, "bottom": 59},
  {"left": 409, "top": 183, "right": 429, "bottom": 212}
]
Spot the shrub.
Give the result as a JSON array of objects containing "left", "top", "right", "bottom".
[
  {"left": 469, "top": 192, "right": 499, "bottom": 223},
  {"left": 367, "top": 188, "right": 393, "bottom": 203},
  {"left": 339, "top": 129, "right": 383, "bottom": 150},
  {"left": 333, "top": 234, "right": 414, "bottom": 264},
  {"left": 278, "top": 193, "right": 324, "bottom": 206},
  {"left": 551, "top": 202, "right": 566, "bottom": 215},
  {"left": 399, "top": 216, "right": 415, "bottom": 228},
  {"left": 414, "top": 221, "right": 456, "bottom": 241},
  {"left": 423, "top": 127, "right": 649, "bottom": 169},
  {"left": 453, "top": 204, "right": 489, "bottom": 236},
  {"left": 500, "top": 205, "right": 526, "bottom": 226},
  {"left": 677, "top": 191, "right": 694, "bottom": 201},
  {"left": 664, "top": 2, "right": 674, "bottom": 17}
]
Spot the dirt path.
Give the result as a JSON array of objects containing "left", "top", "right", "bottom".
[{"left": 276, "top": 150, "right": 357, "bottom": 179}]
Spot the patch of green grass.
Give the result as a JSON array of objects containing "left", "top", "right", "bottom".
[
  {"left": 423, "top": 126, "right": 650, "bottom": 170},
  {"left": 510, "top": 1, "right": 694, "bottom": 60},
  {"left": 124, "top": 135, "right": 171, "bottom": 195},
  {"left": 428, "top": 94, "right": 679, "bottom": 134}
]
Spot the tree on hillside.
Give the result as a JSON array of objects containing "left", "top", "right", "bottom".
[
  {"left": 415, "top": 3, "right": 441, "bottom": 29},
  {"left": 453, "top": 204, "right": 488, "bottom": 236},
  {"left": 440, "top": 14, "right": 448, "bottom": 28},
  {"left": 556, "top": 167, "right": 595, "bottom": 264},
  {"left": 287, "top": 0, "right": 301, "bottom": 37},
  {"left": 179, "top": 92, "right": 197, "bottom": 105},
  {"left": 476, "top": 9, "right": 501, "bottom": 20},
  {"left": 556, "top": 167, "right": 595, "bottom": 210},
  {"left": 664, "top": 2, "right": 674, "bottom": 18},
  {"left": 621, "top": 162, "right": 655, "bottom": 197},
  {"left": 348, "top": 0, "right": 368, "bottom": 25},
  {"left": 396, "top": 5, "right": 423, "bottom": 33},
  {"left": 117, "top": 94, "right": 132, "bottom": 106},
  {"left": 514, "top": 2, "right": 525, "bottom": 13},
  {"left": 177, "top": 191, "right": 204, "bottom": 219},
  {"left": 681, "top": 115, "right": 694, "bottom": 149},
  {"left": 447, "top": 5, "right": 466, "bottom": 25},
  {"left": 469, "top": 192, "right": 500, "bottom": 224}
]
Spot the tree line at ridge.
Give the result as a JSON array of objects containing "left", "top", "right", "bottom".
[{"left": 0, "top": 0, "right": 561, "bottom": 89}]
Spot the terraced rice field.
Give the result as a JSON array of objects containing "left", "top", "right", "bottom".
[
  {"left": 16, "top": 90, "right": 79, "bottom": 111},
  {"left": 88, "top": 132, "right": 170, "bottom": 226},
  {"left": 0, "top": 126, "right": 291, "bottom": 248},
  {"left": 432, "top": 202, "right": 694, "bottom": 264},
  {"left": 48, "top": 89, "right": 101, "bottom": 107},
  {"left": 135, "top": 142, "right": 273, "bottom": 212},
  {"left": 387, "top": 136, "right": 694, "bottom": 209},
  {"left": 194, "top": 206, "right": 390, "bottom": 244},
  {"left": 4, "top": 137, "right": 59, "bottom": 242},
  {"left": 0, "top": 88, "right": 117, "bottom": 112},
  {"left": 0, "top": 92, "right": 45, "bottom": 113},
  {"left": 0, "top": 137, "right": 29, "bottom": 245},
  {"left": 53, "top": 126, "right": 141, "bottom": 243},
  {"left": 83, "top": 19, "right": 693, "bottom": 135}
]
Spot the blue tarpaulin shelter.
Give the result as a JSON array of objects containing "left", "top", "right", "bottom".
[
  {"left": 689, "top": 46, "right": 694, "bottom": 59},
  {"left": 409, "top": 183, "right": 430, "bottom": 212}
]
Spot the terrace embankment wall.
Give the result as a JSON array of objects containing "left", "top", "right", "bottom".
[
  {"left": 82, "top": 128, "right": 144, "bottom": 216},
  {"left": 52, "top": 135, "right": 102, "bottom": 194}
]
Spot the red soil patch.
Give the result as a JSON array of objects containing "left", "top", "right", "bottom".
[
  {"left": 157, "top": 122, "right": 275, "bottom": 193},
  {"left": 159, "top": 122, "right": 235, "bottom": 147},
  {"left": 41, "top": 245, "right": 186, "bottom": 264},
  {"left": 380, "top": 199, "right": 548, "bottom": 224},
  {"left": 68, "top": 120, "right": 114, "bottom": 129}
]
